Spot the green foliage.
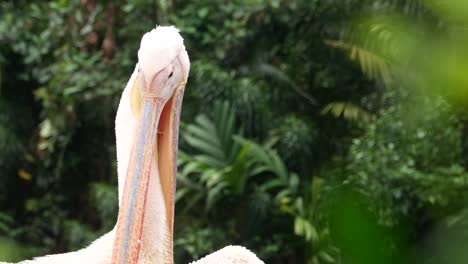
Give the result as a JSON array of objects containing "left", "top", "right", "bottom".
[
  {"left": 2, "top": 0, "right": 468, "bottom": 263},
  {"left": 0, "top": 237, "right": 39, "bottom": 262},
  {"left": 175, "top": 225, "right": 227, "bottom": 260},
  {"left": 89, "top": 183, "right": 118, "bottom": 231},
  {"left": 348, "top": 97, "right": 468, "bottom": 226},
  {"left": 62, "top": 220, "right": 96, "bottom": 251},
  {"left": 178, "top": 101, "right": 285, "bottom": 213},
  {"left": 325, "top": 40, "right": 392, "bottom": 85},
  {"left": 321, "top": 102, "right": 374, "bottom": 126},
  {"left": 176, "top": 101, "right": 340, "bottom": 263}
]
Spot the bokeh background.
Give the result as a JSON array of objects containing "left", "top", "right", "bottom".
[{"left": 2, "top": 0, "right": 468, "bottom": 263}]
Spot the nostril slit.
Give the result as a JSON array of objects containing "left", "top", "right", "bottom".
[{"left": 168, "top": 72, "right": 173, "bottom": 78}]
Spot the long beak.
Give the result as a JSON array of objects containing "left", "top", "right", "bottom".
[{"left": 111, "top": 70, "right": 185, "bottom": 264}]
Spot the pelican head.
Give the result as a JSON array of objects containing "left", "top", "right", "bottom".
[{"left": 113, "top": 26, "right": 189, "bottom": 264}]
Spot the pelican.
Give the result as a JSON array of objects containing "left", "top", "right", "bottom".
[{"left": 3, "top": 26, "right": 263, "bottom": 264}]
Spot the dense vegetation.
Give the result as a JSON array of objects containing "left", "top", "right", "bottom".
[{"left": 1, "top": 0, "right": 468, "bottom": 263}]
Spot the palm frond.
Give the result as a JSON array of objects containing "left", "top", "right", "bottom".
[
  {"left": 325, "top": 39, "right": 392, "bottom": 85},
  {"left": 178, "top": 101, "right": 298, "bottom": 212},
  {"left": 182, "top": 101, "right": 239, "bottom": 168},
  {"left": 321, "top": 101, "right": 374, "bottom": 124}
]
